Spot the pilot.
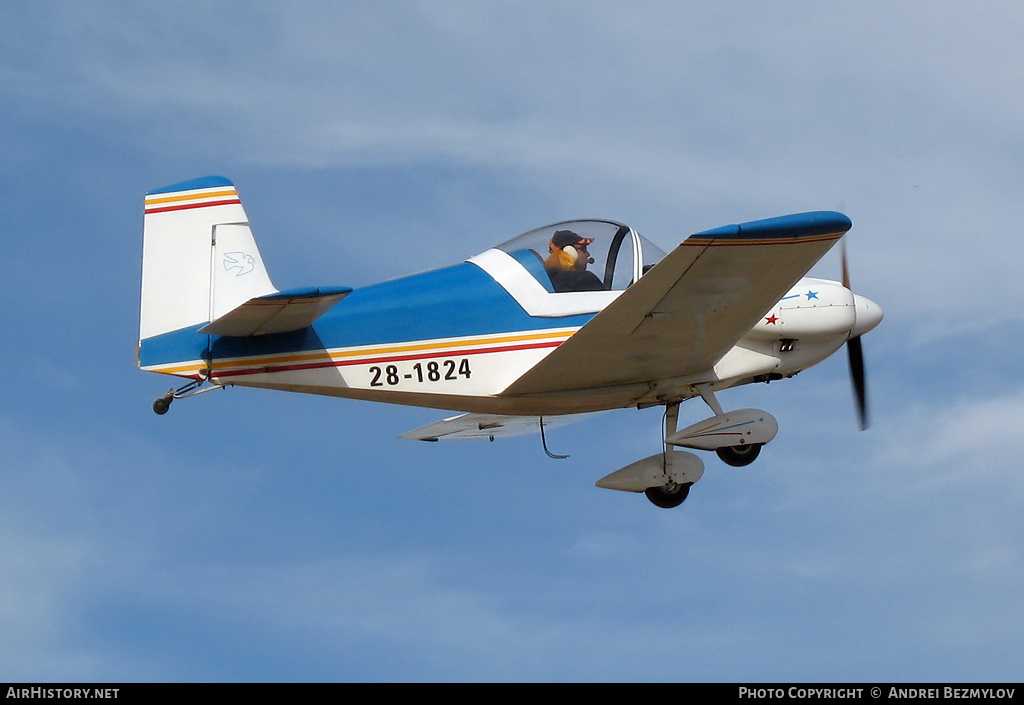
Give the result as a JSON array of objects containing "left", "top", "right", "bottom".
[{"left": 544, "top": 230, "right": 605, "bottom": 292}]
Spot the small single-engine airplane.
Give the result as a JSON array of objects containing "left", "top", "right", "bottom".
[{"left": 138, "top": 176, "right": 882, "bottom": 508}]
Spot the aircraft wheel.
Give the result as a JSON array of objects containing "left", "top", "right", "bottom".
[
  {"left": 715, "top": 443, "right": 762, "bottom": 467},
  {"left": 153, "top": 397, "right": 172, "bottom": 415},
  {"left": 644, "top": 483, "right": 691, "bottom": 509}
]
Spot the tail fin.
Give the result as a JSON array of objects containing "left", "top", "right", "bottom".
[{"left": 138, "top": 176, "right": 277, "bottom": 375}]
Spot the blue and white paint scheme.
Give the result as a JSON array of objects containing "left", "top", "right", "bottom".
[{"left": 138, "top": 176, "right": 882, "bottom": 508}]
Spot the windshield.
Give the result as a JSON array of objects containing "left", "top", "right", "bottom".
[{"left": 495, "top": 219, "right": 666, "bottom": 293}]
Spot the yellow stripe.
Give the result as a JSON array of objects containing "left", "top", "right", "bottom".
[
  {"left": 142, "top": 361, "right": 206, "bottom": 376},
  {"left": 143, "top": 330, "right": 575, "bottom": 377},
  {"left": 212, "top": 330, "right": 574, "bottom": 371},
  {"left": 144, "top": 189, "right": 238, "bottom": 206}
]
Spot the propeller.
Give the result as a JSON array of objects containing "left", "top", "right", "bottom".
[{"left": 842, "top": 240, "right": 870, "bottom": 430}]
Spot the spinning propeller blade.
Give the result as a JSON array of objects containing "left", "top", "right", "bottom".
[
  {"left": 842, "top": 240, "right": 869, "bottom": 430},
  {"left": 847, "top": 334, "right": 868, "bottom": 430}
]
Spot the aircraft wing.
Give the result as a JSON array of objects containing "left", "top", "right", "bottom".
[
  {"left": 399, "top": 412, "right": 595, "bottom": 441},
  {"left": 502, "top": 211, "right": 851, "bottom": 397}
]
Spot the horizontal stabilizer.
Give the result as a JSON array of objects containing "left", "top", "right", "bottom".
[
  {"left": 399, "top": 411, "right": 594, "bottom": 441},
  {"left": 199, "top": 286, "right": 352, "bottom": 337}
]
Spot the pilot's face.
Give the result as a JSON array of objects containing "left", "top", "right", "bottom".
[{"left": 572, "top": 243, "right": 591, "bottom": 269}]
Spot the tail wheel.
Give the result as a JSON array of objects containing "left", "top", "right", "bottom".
[
  {"left": 715, "top": 443, "right": 762, "bottom": 467},
  {"left": 644, "top": 482, "right": 691, "bottom": 509}
]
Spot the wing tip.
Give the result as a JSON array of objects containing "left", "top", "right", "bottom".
[{"left": 693, "top": 211, "right": 852, "bottom": 242}]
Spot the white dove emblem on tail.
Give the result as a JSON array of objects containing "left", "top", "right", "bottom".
[{"left": 223, "top": 251, "right": 255, "bottom": 277}]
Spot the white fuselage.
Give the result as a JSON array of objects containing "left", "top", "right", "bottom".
[{"left": 198, "top": 272, "right": 881, "bottom": 416}]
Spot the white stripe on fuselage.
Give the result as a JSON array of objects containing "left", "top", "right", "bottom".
[{"left": 467, "top": 249, "right": 621, "bottom": 317}]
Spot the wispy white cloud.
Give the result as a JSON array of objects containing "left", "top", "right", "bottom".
[{"left": 870, "top": 382, "right": 1024, "bottom": 496}]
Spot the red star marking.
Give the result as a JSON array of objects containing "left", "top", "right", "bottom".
[{"left": 765, "top": 314, "right": 779, "bottom": 325}]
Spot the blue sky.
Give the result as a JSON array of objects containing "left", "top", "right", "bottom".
[{"left": 2, "top": 1, "right": 1022, "bottom": 682}]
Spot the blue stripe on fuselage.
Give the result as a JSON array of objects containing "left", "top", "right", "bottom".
[{"left": 138, "top": 262, "right": 596, "bottom": 367}]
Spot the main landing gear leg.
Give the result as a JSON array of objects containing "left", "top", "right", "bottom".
[
  {"left": 643, "top": 401, "right": 692, "bottom": 509},
  {"left": 695, "top": 383, "right": 724, "bottom": 416}
]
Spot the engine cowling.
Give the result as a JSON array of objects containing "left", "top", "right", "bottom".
[{"left": 748, "top": 280, "right": 856, "bottom": 340}]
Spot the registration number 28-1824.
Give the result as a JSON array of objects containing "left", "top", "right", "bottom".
[{"left": 369, "top": 359, "right": 472, "bottom": 387}]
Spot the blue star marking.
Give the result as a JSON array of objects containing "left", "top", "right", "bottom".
[{"left": 805, "top": 290, "right": 819, "bottom": 300}]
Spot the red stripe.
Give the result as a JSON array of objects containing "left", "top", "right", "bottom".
[
  {"left": 212, "top": 340, "right": 564, "bottom": 379},
  {"left": 144, "top": 198, "right": 242, "bottom": 215}
]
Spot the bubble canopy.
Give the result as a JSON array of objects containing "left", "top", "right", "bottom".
[{"left": 492, "top": 219, "right": 668, "bottom": 293}]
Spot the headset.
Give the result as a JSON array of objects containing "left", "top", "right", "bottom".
[{"left": 563, "top": 244, "right": 595, "bottom": 265}]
